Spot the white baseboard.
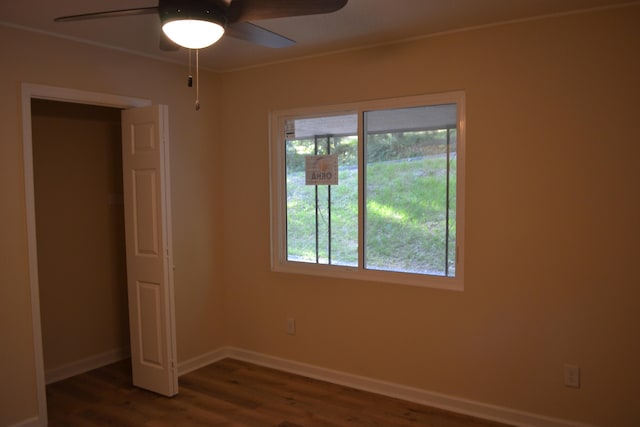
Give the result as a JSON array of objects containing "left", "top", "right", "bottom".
[
  {"left": 9, "top": 416, "right": 40, "bottom": 427},
  {"left": 45, "top": 347, "right": 130, "bottom": 385},
  {"left": 177, "top": 347, "right": 229, "bottom": 376},
  {"left": 178, "top": 346, "right": 596, "bottom": 427}
]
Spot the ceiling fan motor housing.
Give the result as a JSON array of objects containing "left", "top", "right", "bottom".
[{"left": 159, "top": 0, "right": 228, "bottom": 28}]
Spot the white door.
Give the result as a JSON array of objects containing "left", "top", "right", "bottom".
[{"left": 121, "top": 105, "right": 178, "bottom": 396}]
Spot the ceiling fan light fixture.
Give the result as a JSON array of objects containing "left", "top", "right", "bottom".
[
  {"left": 162, "top": 19, "right": 224, "bottom": 49},
  {"left": 160, "top": 1, "right": 227, "bottom": 50}
]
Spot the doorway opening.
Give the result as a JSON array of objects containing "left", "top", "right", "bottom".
[{"left": 31, "top": 99, "right": 131, "bottom": 385}]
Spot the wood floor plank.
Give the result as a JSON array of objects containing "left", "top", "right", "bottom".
[{"left": 46, "top": 358, "right": 512, "bottom": 427}]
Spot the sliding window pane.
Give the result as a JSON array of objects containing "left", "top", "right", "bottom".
[
  {"left": 364, "top": 104, "right": 457, "bottom": 276},
  {"left": 285, "top": 114, "right": 358, "bottom": 266}
]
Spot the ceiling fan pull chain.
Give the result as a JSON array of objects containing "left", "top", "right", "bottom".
[
  {"left": 188, "top": 49, "right": 193, "bottom": 87},
  {"left": 195, "top": 49, "right": 201, "bottom": 111}
]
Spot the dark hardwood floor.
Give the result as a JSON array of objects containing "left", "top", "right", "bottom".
[{"left": 46, "top": 358, "right": 512, "bottom": 427}]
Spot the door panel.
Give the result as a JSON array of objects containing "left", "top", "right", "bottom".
[
  {"left": 133, "top": 170, "right": 159, "bottom": 256},
  {"left": 121, "top": 105, "right": 177, "bottom": 397},
  {"left": 137, "top": 281, "right": 163, "bottom": 366}
]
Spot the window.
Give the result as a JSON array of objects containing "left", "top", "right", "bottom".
[{"left": 270, "top": 92, "right": 465, "bottom": 290}]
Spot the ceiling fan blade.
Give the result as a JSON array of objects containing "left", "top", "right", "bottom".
[
  {"left": 54, "top": 7, "right": 158, "bottom": 23},
  {"left": 228, "top": 0, "right": 348, "bottom": 23},
  {"left": 226, "top": 22, "right": 295, "bottom": 48}
]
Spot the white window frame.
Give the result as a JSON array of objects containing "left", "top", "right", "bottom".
[{"left": 269, "top": 91, "right": 465, "bottom": 290}]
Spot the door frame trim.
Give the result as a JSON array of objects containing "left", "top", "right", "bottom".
[{"left": 20, "top": 83, "right": 152, "bottom": 423}]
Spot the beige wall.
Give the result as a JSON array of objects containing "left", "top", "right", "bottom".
[
  {"left": 219, "top": 5, "right": 640, "bottom": 427},
  {"left": 2, "top": 4, "right": 639, "bottom": 427},
  {"left": 0, "top": 26, "right": 225, "bottom": 425},
  {"left": 31, "top": 100, "right": 129, "bottom": 372}
]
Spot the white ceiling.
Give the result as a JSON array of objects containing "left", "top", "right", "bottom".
[{"left": 0, "top": 0, "right": 635, "bottom": 72}]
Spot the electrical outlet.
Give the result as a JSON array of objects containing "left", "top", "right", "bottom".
[
  {"left": 286, "top": 318, "right": 296, "bottom": 335},
  {"left": 564, "top": 364, "right": 580, "bottom": 388}
]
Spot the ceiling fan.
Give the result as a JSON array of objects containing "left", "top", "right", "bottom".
[{"left": 54, "top": 0, "right": 349, "bottom": 51}]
